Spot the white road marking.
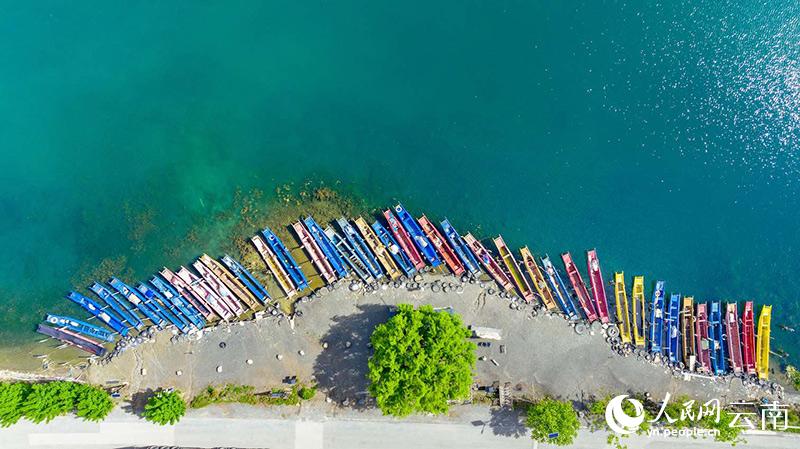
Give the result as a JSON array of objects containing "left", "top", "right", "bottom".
[
  {"left": 28, "top": 423, "right": 175, "bottom": 446},
  {"left": 295, "top": 420, "right": 324, "bottom": 449}
]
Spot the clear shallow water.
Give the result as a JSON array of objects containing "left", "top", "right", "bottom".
[{"left": 1, "top": 2, "right": 799, "bottom": 364}]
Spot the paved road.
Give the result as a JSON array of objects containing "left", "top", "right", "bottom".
[{"left": 2, "top": 408, "right": 799, "bottom": 449}]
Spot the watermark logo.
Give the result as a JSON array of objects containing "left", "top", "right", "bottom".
[{"left": 605, "top": 395, "right": 645, "bottom": 435}]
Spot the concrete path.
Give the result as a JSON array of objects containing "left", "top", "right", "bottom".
[{"left": 2, "top": 406, "right": 799, "bottom": 449}]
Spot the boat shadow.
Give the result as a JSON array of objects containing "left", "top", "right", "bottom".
[{"left": 311, "top": 303, "right": 391, "bottom": 410}]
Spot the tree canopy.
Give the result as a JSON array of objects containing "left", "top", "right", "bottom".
[
  {"left": 144, "top": 390, "right": 186, "bottom": 425},
  {"left": 367, "top": 304, "right": 476, "bottom": 417},
  {"left": 75, "top": 384, "right": 115, "bottom": 422},
  {"left": 0, "top": 382, "right": 31, "bottom": 427},
  {"left": 526, "top": 397, "right": 581, "bottom": 446}
]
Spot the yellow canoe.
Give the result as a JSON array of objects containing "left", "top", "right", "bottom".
[
  {"left": 520, "top": 247, "right": 558, "bottom": 310},
  {"left": 493, "top": 236, "right": 534, "bottom": 302},
  {"left": 251, "top": 235, "right": 296, "bottom": 297},
  {"left": 354, "top": 217, "right": 401, "bottom": 280},
  {"left": 613, "top": 272, "right": 632, "bottom": 344},
  {"left": 631, "top": 275, "right": 647, "bottom": 347},
  {"left": 756, "top": 305, "right": 772, "bottom": 380},
  {"left": 681, "top": 296, "right": 696, "bottom": 370}
]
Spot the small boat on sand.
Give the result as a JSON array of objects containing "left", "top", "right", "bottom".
[
  {"left": 709, "top": 301, "right": 727, "bottom": 375},
  {"left": 756, "top": 305, "right": 772, "bottom": 380},
  {"left": 541, "top": 255, "right": 579, "bottom": 318},
  {"left": 65, "top": 291, "right": 128, "bottom": 336},
  {"left": 136, "top": 284, "right": 191, "bottom": 333},
  {"left": 159, "top": 268, "right": 214, "bottom": 320},
  {"left": 493, "top": 236, "right": 533, "bottom": 302},
  {"left": 251, "top": 234, "right": 297, "bottom": 297},
  {"left": 201, "top": 254, "right": 261, "bottom": 309},
  {"left": 520, "top": 247, "right": 558, "bottom": 311},
  {"left": 586, "top": 250, "right": 611, "bottom": 323},
  {"left": 440, "top": 219, "right": 481, "bottom": 276},
  {"left": 355, "top": 217, "right": 401, "bottom": 280},
  {"left": 394, "top": 203, "right": 442, "bottom": 267},
  {"left": 613, "top": 272, "right": 633, "bottom": 344},
  {"left": 150, "top": 276, "right": 206, "bottom": 329},
  {"left": 325, "top": 226, "right": 374, "bottom": 283},
  {"left": 176, "top": 267, "right": 234, "bottom": 321},
  {"left": 192, "top": 261, "right": 245, "bottom": 316},
  {"left": 337, "top": 218, "right": 384, "bottom": 280},
  {"left": 304, "top": 216, "right": 349, "bottom": 279},
  {"left": 665, "top": 293, "right": 681, "bottom": 362},
  {"left": 372, "top": 220, "right": 416, "bottom": 277},
  {"left": 37, "top": 324, "right": 106, "bottom": 357},
  {"left": 293, "top": 221, "right": 338, "bottom": 284},
  {"left": 383, "top": 209, "right": 425, "bottom": 270},
  {"left": 419, "top": 215, "right": 465, "bottom": 276},
  {"left": 45, "top": 314, "right": 116, "bottom": 342},
  {"left": 562, "top": 252, "right": 598, "bottom": 322},
  {"left": 741, "top": 301, "right": 756, "bottom": 375},
  {"left": 681, "top": 296, "right": 696, "bottom": 371},
  {"left": 109, "top": 277, "right": 166, "bottom": 328},
  {"left": 219, "top": 255, "right": 271, "bottom": 305},
  {"left": 725, "top": 303, "right": 743, "bottom": 375},
  {"left": 631, "top": 275, "right": 647, "bottom": 347},
  {"left": 463, "top": 233, "right": 514, "bottom": 292},
  {"left": 648, "top": 281, "right": 665, "bottom": 354},
  {"left": 261, "top": 227, "right": 309, "bottom": 291},
  {"left": 694, "top": 303, "right": 712, "bottom": 374},
  {"left": 89, "top": 282, "right": 142, "bottom": 329}
]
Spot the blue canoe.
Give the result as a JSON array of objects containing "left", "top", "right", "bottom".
[
  {"left": 220, "top": 255, "right": 271, "bottom": 304},
  {"left": 665, "top": 294, "right": 681, "bottom": 363},
  {"left": 45, "top": 314, "right": 116, "bottom": 342},
  {"left": 90, "top": 282, "right": 142, "bottom": 329},
  {"left": 261, "top": 227, "right": 309, "bottom": 291},
  {"left": 109, "top": 277, "right": 166, "bottom": 328},
  {"left": 709, "top": 301, "right": 727, "bottom": 375},
  {"left": 541, "top": 256, "right": 580, "bottom": 320},
  {"left": 440, "top": 219, "right": 481, "bottom": 275},
  {"left": 150, "top": 276, "right": 206, "bottom": 329},
  {"left": 394, "top": 203, "right": 442, "bottom": 267},
  {"left": 337, "top": 217, "right": 383, "bottom": 279},
  {"left": 66, "top": 291, "right": 128, "bottom": 336},
  {"left": 325, "top": 226, "right": 373, "bottom": 283},
  {"left": 649, "top": 280, "right": 666, "bottom": 353},
  {"left": 137, "top": 283, "right": 191, "bottom": 333},
  {"left": 304, "top": 216, "right": 349, "bottom": 278},
  {"left": 371, "top": 220, "right": 416, "bottom": 277}
]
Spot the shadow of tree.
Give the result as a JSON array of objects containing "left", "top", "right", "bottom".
[
  {"left": 488, "top": 407, "right": 528, "bottom": 438},
  {"left": 312, "top": 303, "right": 392, "bottom": 410},
  {"left": 122, "top": 388, "right": 155, "bottom": 417}
]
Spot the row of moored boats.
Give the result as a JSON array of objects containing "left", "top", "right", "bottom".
[{"left": 38, "top": 203, "right": 773, "bottom": 380}]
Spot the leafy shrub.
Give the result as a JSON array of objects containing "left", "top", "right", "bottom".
[
  {"left": 190, "top": 384, "right": 302, "bottom": 408},
  {"left": 144, "top": 390, "right": 186, "bottom": 425},
  {"left": 299, "top": 386, "right": 316, "bottom": 400},
  {"left": 75, "top": 384, "right": 114, "bottom": 422},
  {"left": 21, "top": 381, "right": 78, "bottom": 423},
  {"left": 0, "top": 382, "right": 31, "bottom": 427},
  {"left": 525, "top": 397, "right": 580, "bottom": 446}
]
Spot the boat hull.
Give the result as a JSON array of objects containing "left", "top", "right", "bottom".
[
  {"left": 37, "top": 324, "right": 106, "bottom": 357},
  {"left": 648, "top": 281, "right": 666, "bottom": 354},
  {"left": 586, "top": 249, "right": 611, "bottom": 323},
  {"left": 419, "top": 215, "right": 465, "bottom": 276},
  {"left": 394, "top": 204, "right": 442, "bottom": 267},
  {"left": 493, "top": 236, "right": 533, "bottom": 301},
  {"left": 613, "top": 272, "right": 633, "bottom": 344},
  {"left": 562, "top": 252, "right": 597, "bottom": 322},
  {"left": 463, "top": 233, "right": 514, "bottom": 291},
  {"left": 724, "top": 303, "right": 743, "bottom": 375},
  {"left": 372, "top": 220, "right": 416, "bottom": 277}
]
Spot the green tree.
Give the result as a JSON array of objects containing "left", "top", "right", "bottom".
[
  {"left": 0, "top": 382, "right": 31, "bottom": 427},
  {"left": 526, "top": 397, "right": 581, "bottom": 446},
  {"left": 144, "top": 390, "right": 186, "bottom": 425},
  {"left": 367, "top": 304, "right": 475, "bottom": 417},
  {"left": 299, "top": 386, "right": 316, "bottom": 400},
  {"left": 21, "top": 381, "right": 77, "bottom": 423},
  {"left": 75, "top": 385, "right": 114, "bottom": 422}
]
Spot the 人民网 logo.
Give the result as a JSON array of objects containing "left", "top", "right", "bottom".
[{"left": 605, "top": 394, "right": 645, "bottom": 435}]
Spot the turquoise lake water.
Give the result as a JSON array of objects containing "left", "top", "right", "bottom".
[{"left": 1, "top": 2, "right": 799, "bottom": 364}]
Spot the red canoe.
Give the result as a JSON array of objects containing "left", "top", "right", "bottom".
[
  {"left": 561, "top": 252, "right": 598, "bottom": 322},
  {"left": 741, "top": 301, "right": 757, "bottom": 375},
  {"left": 586, "top": 249, "right": 611, "bottom": 323},
  {"left": 463, "top": 233, "right": 514, "bottom": 292},
  {"left": 695, "top": 303, "right": 712, "bottom": 373},
  {"left": 725, "top": 303, "right": 744, "bottom": 375},
  {"left": 418, "top": 215, "right": 465, "bottom": 276},
  {"left": 383, "top": 210, "right": 426, "bottom": 270}
]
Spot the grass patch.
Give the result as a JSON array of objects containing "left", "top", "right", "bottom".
[{"left": 190, "top": 384, "right": 321, "bottom": 409}]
